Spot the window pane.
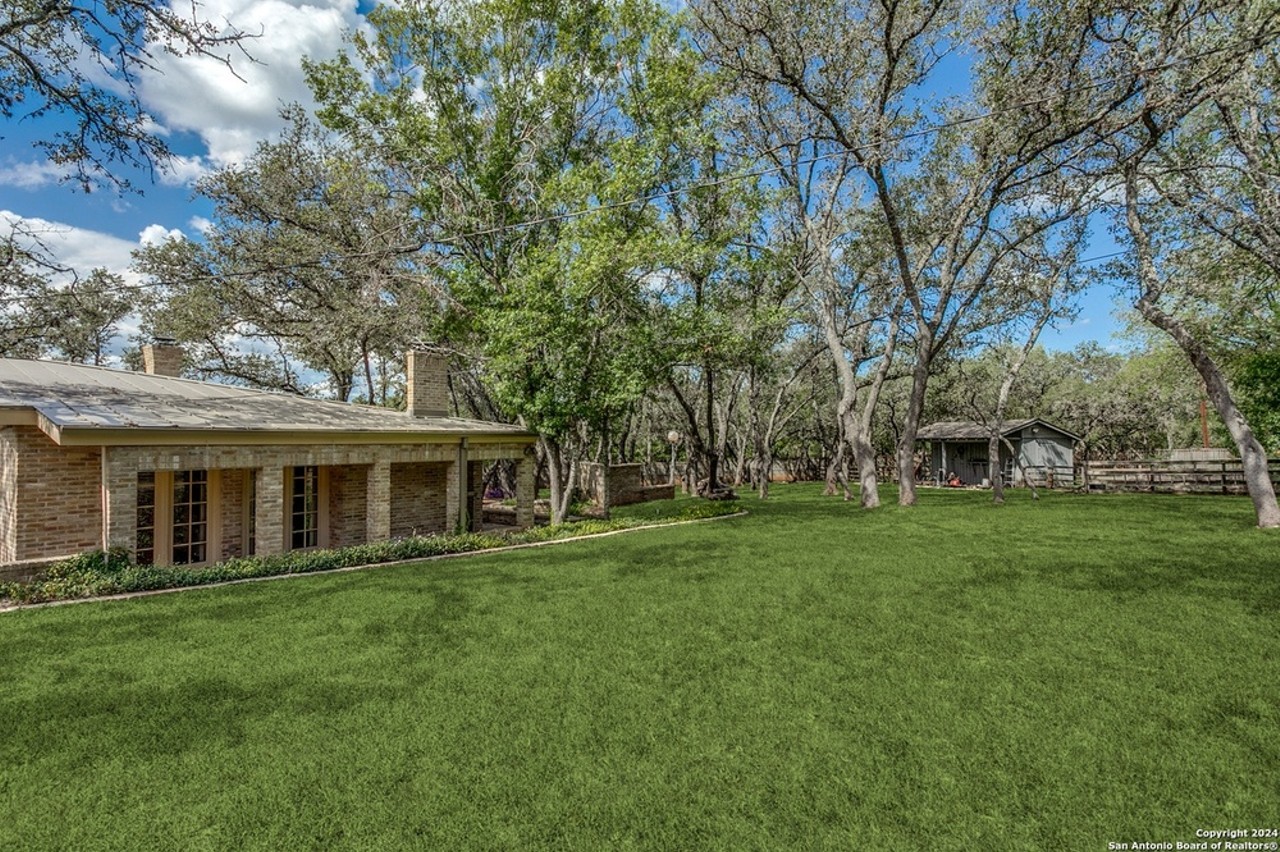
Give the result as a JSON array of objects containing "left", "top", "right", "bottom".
[
  {"left": 289, "top": 466, "right": 321, "bottom": 551},
  {"left": 169, "top": 469, "right": 210, "bottom": 565},
  {"left": 137, "top": 472, "right": 158, "bottom": 560}
]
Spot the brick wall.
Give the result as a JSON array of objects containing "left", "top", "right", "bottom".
[
  {"left": 406, "top": 350, "right": 449, "bottom": 417},
  {"left": 576, "top": 462, "right": 672, "bottom": 509},
  {"left": 4, "top": 434, "right": 533, "bottom": 569},
  {"left": 219, "top": 469, "right": 245, "bottom": 561},
  {"left": 389, "top": 462, "right": 448, "bottom": 537},
  {"left": 330, "top": 465, "right": 369, "bottom": 548},
  {"left": 1, "top": 426, "right": 102, "bottom": 562}
]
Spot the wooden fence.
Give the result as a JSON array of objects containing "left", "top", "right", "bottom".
[{"left": 1082, "top": 458, "right": 1280, "bottom": 494}]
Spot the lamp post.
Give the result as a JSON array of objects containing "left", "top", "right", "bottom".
[{"left": 667, "top": 430, "right": 682, "bottom": 487}]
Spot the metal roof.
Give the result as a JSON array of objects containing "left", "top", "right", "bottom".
[
  {"left": 916, "top": 419, "right": 1080, "bottom": 442},
  {"left": 0, "top": 359, "right": 535, "bottom": 445}
]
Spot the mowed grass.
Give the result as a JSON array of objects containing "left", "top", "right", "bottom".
[{"left": 1, "top": 485, "right": 1277, "bottom": 850}]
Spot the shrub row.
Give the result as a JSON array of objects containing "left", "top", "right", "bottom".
[{"left": 0, "top": 501, "right": 742, "bottom": 606}]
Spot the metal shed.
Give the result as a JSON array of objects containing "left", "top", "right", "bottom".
[{"left": 917, "top": 419, "right": 1079, "bottom": 487}]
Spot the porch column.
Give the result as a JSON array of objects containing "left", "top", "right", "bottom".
[
  {"left": 515, "top": 458, "right": 535, "bottom": 530},
  {"left": 101, "top": 449, "right": 137, "bottom": 555},
  {"left": 366, "top": 460, "right": 391, "bottom": 543},
  {"left": 255, "top": 467, "right": 285, "bottom": 556},
  {"left": 467, "top": 461, "right": 485, "bottom": 533},
  {"left": 444, "top": 460, "right": 460, "bottom": 533}
]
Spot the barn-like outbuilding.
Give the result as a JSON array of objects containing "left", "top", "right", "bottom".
[{"left": 917, "top": 419, "right": 1078, "bottom": 487}]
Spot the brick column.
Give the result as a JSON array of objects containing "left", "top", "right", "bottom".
[
  {"left": 406, "top": 349, "right": 449, "bottom": 417},
  {"left": 101, "top": 449, "right": 138, "bottom": 554},
  {"left": 515, "top": 458, "right": 535, "bottom": 529},
  {"left": 467, "top": 461, "right": 485, "bottom": 533},
  {"left": 255, "top": 467, "right": 285, "bottom": 555},
  {"left": 444, "top": 460, "right": 460, "bottom": 533},
  {"left": 366, "top": 460, "right": 391, "bottom": 543}
]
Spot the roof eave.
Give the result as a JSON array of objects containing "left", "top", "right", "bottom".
[
  {"left": 0, "top": 406, "right": 38, "bottom": 427},
  {"left": 51, "top": 427, "right": 539, "bottom": 448}
]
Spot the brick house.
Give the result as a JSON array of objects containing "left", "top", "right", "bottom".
[{"left": 0, "top": 347, "right": 537, "bottom": 580}]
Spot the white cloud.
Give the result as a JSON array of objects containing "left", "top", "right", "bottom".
[
  {"left": 188, "top": 215, "right": 215, "bottom": 235},
  {"left": 1, "top": 211, "right": 189, "bottom": 281},
  {"left": 158, "top": 154, "right": 213, "bottom": 187},
  {"left": 139, "top": 223, "right": 186, "bottom": 246},
  {"left": 2, "top": 211, "right": 141, "bottom": 279},
  {"left": 0, "top": 159, "right": 75, "bottom": 190},
  {"left": 140, "top": 0, "right": 367, "bottom": 168}
]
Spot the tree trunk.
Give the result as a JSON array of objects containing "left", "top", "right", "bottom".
[
  {"left": 1000, "top": 435, "right": 1039, "bottom": 501},
  {"left": 852, "top": 426, "right": 880, "bottom": 507},
  {"left": 1138, "top": 301, "right": 1279, "bottom": 526},
  {"left": 1126, "top": 167, "right": 1280, "bottom": 528},
  {"left": 897, "top": 354, "right": 931, "bottom": 506},
  {"left": 852, "top": 306, "right": 899, "bottom": 509},
  {"left": 813, "top": 288, "right": 892, "bottom": 508},
  {"left": 669, "top": 377, "right": 710, "bottom": 495},
  {"left": 705, "top": 364, "right": 720, "bottom": 492},
  {"left": 825, "top": 435, "right": 853, "bottom": 500},
  {"left": 541, "top": 436, "right": 577, "bottom": 525}
]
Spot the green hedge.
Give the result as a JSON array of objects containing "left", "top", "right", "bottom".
[{"left": 0, "top": 501, "right": 741, "bottom": 606}]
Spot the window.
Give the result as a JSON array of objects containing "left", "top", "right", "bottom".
[
  {"left": 172, "top": 470, "right": 208, "bottom": 565},
  {"left": 136, "top": 473, "right": 157, "bottom": 566},
  {"left": 290, "top": 466, "right": 321, "bottom": 550},
  {"left": 135, "top": 470, "right": 218, "bottom": 566}
]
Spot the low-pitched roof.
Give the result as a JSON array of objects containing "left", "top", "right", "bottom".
[
  {"left": 917, "top": 418, "right": 1080, "bottom": 442},
  {"left": 0, "top": 359, "right": 535, "bottom": 446}
]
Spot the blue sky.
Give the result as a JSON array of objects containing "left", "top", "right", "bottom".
[
  {"left": 2, "top": 0, "right": 1131, "bottom": 354},
  {"left": 3, "top": 0, "right": 375, "bottom": 303}
]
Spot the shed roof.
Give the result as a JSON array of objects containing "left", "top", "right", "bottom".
[
  {"left": 917, "top": 418, "right": 1080, "bottom": 442},
  {"left": 0, "top": 359, "right": 535, "bottom": 446}
]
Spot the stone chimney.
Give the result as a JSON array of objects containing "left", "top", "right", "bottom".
[
  {"left": 406, "top": 347, "right": 450, "bottom": 418},
  {"left": 141, "top": 337, "right": 184, "bottom": 377}
]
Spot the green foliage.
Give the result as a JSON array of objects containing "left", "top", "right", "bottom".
[
  {"left": 132, "top": 109, "right": 427, "bottom": 399},
  {"left": 0, "top": 502, "right": 741, "bottom": 605},
  {"left": 1232, "top": 351, "right": 1280, "bottom": 452}
]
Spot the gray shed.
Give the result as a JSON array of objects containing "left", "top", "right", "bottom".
[{"left": 917, "top": 418, "right": 1078, "bottom": 487}]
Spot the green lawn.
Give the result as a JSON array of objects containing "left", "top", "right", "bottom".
[{"left": 2, "top": 485, "right": 1277, "bottom": 850}]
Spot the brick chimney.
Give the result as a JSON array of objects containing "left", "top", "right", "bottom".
[
  {"left": 141, "top": 337, "right": 184, "bottom": 377},
  {"left": 406, "top": 347, "right": 449, "bottom": 418}
]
